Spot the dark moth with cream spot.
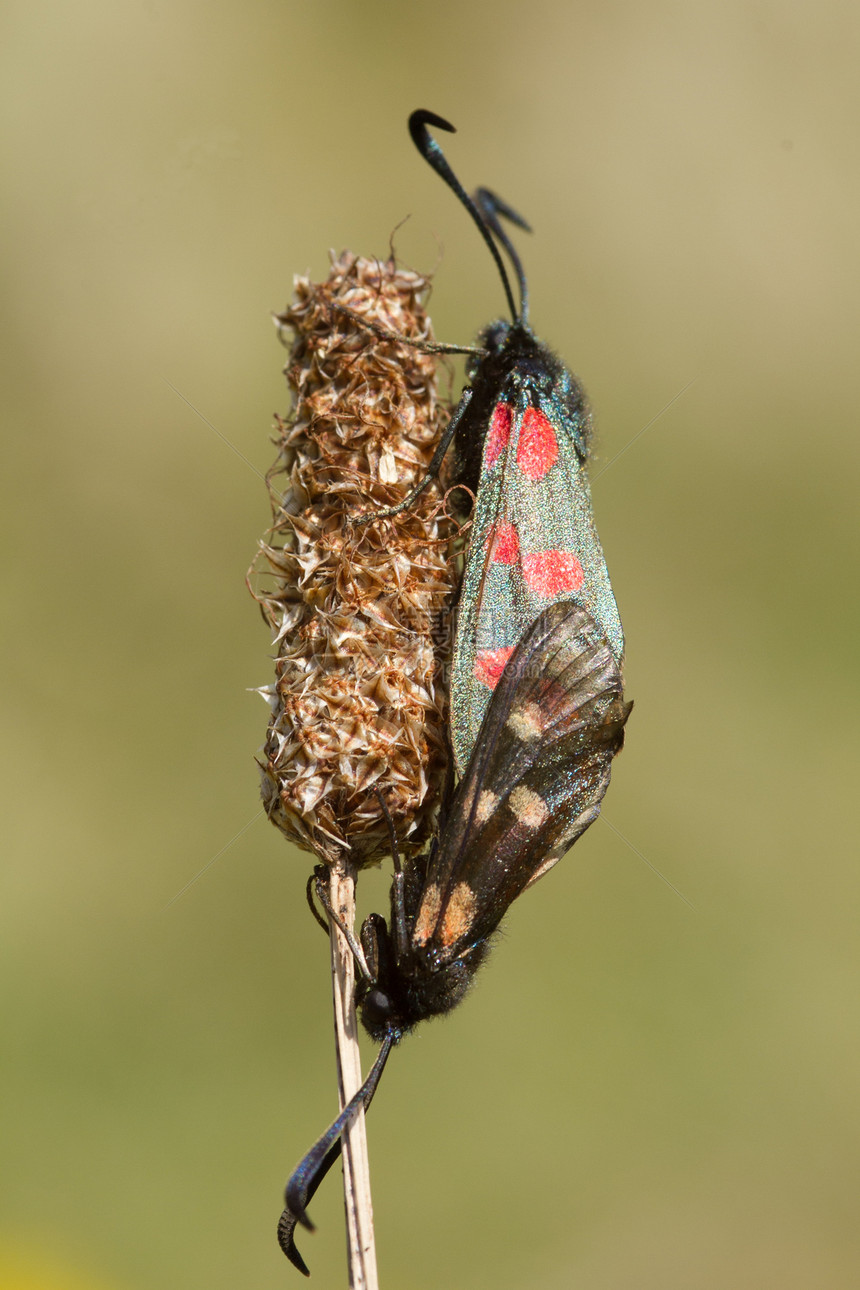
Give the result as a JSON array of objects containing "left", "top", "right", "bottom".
[
  {"left": 280, "top": 600, "right": 631, "bottom": 1272},
  {"left": 359, "top": 599, "right": 630, "bottom": 1042}
]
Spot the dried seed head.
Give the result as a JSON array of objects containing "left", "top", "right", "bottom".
[{"left": 251, "top": 251, "right": 457, "bottom": 866}]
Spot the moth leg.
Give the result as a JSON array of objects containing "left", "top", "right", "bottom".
[
  {"left": 310, "top": 867, "right": 372, "bottom": 984},
  {"left": 374, "top": 787, "right": 411, "bottom": 960},
  {"left": 328, "top": 298, "right": 481, "bottom": 357},
  {"left": 351, "top": 386, "right": 474, "bottom": 525},
  {"left": 305, "top": 865, "right": 331, "bottom": 936},
  {"left": 358, "top": 911, "right": 389, "bottom": 990}
]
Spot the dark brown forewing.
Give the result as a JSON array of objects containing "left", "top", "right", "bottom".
[{"left": 414, "top": 600, "right": 630, "bottom": 963}]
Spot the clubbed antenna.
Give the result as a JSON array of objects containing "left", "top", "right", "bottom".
[
  {"left": 474, "top": 186, "right": 532, "bottom": 325},
  {"left": 409, "top": 109, "right": 520, "bottom": 324}
]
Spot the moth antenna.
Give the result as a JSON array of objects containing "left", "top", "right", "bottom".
[
  {"left": 409, "top": 109, "right": 520, "bottom": 324},
  {"left": 374, "top": 787, "right": 410, "bottom": 961},
  {"left": 474, "top": 187, "right": 532, "bottom": 326},
  {"left": 279, "top": 1032, "right": 395, "bottom": 1273}
]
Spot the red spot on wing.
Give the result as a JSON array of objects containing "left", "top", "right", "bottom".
[
  {"left": 485, "top": 403, "right": 512, "bottom": 468},
  {"left": 522, "top": 551, "right": 585, "bottom": 597},
  {"left": 474, "top": 646, "right": 515, "bottom": 689},
  {"left": 517, "top": 408, "right": 558, "bottom": 480},
  {"left": 487, "top": 521, "right": 520, "bottom": 565}
]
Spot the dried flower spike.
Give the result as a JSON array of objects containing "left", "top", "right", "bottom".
[{"left": 251, "top": 252, "right": 457, "bottom": 866}]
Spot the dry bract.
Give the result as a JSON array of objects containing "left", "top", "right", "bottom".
[{"left": 251, "top": 252, "right": 457, "bottom": 866}]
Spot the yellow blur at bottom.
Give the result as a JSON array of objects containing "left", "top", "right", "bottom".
[{"left": 0, "top": 1247, "right": 121, "bottom": 1290}]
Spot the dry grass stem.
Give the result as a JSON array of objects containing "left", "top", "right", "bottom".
[
  {"left": 252, "top": 252, "right": 459, "bottom": 1284},
  {"left": 327, "top": 859, "right": 378, "bottom": 1290}
]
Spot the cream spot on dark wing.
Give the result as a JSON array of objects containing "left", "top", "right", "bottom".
[
  {"left": 509, "top": 785, "right": 550, "bottom": 828},
  {"left": 413, "top": 882, "right": 442, "bottom": 946},
  {"left": 475, "top": 789, "right": 498, "bottom": 824},
  {"left": 440, "top": 882, "right": 477, "bottom": 946},
  {"left": 505, "top": 701, "right": 544, "bottom": 741}
]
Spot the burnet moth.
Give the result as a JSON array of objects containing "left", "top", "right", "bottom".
[
  {"left": 279, "top": 600, "right": 631, "bottom": 1273},
  {"left": 367, "top": 110, "right": 625, "bottom": 773}
]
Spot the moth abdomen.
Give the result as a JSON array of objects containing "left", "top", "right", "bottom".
[{"left": 358, "top": 945, "right": 486, "bottom": 1043}]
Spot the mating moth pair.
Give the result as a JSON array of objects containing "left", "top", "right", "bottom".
[{"left": 279, "top": 110, "right": 631, "bottom": 1274}]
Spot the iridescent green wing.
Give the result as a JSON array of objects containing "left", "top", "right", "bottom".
[{"left": 450, "top": 387, "right": 623, "bottom": 773}]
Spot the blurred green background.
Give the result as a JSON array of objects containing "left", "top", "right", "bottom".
[{"left": 2, "top": 2, "right": 858, "bottom": 1287}]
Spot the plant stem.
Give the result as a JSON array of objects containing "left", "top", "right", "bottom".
[{"left": 328, "top": 858, "right": 379, "bottom": 1290}]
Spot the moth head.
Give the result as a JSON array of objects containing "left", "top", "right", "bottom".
[
  {"left": 359, "top": 985, "right": 397, "bottom": 1043},
  {"left": 468, "top": 319, "right": 512, "bottom": 381}
]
